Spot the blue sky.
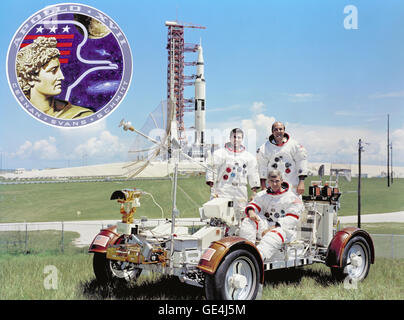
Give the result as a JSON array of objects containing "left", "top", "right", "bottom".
[{"left": 1, "top": 0, "right": 404, "bottom": 169}]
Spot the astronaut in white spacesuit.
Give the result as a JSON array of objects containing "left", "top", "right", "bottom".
[
  {"left": 257, "top": 121, "right": 308, "bottom": 195},
  {"left": 206, "top": 128, "right": 260, "bottom": 220},
  {"left": 239, "top": 169, "right": 304, "bottom": 261}
]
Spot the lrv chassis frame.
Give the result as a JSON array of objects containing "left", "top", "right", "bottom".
[{"left": 89, "top": 197, "right": 337, "bottom": 289}]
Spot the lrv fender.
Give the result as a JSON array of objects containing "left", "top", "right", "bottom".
[
  {"left": 325, "top": 226, "right": 375, "bottom": 268},
  {"left": 197, "top": 236, "right": 265, "bottom": 284},
  {"left": 88, "top": 225, "right": 119, "bottom": 253}
]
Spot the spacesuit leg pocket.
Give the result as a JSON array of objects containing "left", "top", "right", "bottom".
[{"left": 257, "top": 228, "right": 285, "bottom": 261}]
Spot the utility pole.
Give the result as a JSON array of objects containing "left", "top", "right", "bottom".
[
  {"left": 390, "top": 142, "right": 393, "bottom": 185},
  {"left": 358, "top": 139, "right": 363, "bottom": 228},
  {"left": 387, "top": 114, "right": 390, "bottom": 187}
]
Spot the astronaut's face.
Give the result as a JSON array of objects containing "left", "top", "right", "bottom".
[
  {"left": 268, "top": 175, "right": 282, "bottom": 192},
  {"left": 272, "top": 122, "right": 285, "bottom": 143},
  {"left": 31, "top": 57, "right": 64, "bottom": 97},
  {"left": 231, "top": 132, "right": 243, "bottom": 149}
]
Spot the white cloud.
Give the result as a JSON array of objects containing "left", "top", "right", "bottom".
[
  {"left": 57, "top": 119, "right": 129, "bottom": 162},
  {"left": 369, "top": 91, "right": 404, "bottom": 99},
  {"left": 207, "top": 105, "right": 404, "bottom": 165},
  {"left": 32, "top": 137, "right": 60, "bottom": 160},
  {"left": 57, "top": 118, "right": 107, "bottom": 138},
  {"left": 207, "top": 102, "right": 273, "bottom": 131},
  {"left": 251, "top": 101, "right": 265, "bottom": 113},
  {"left": 286, "top": 123, "right": 400, "bottom": 165},
  {"left": 12, "top": 141, "right": 33, "bottom": 159},
  {"left": 287, "top": 93, "right": 318, "bottom": 103},
  {"left": 73, "top": 130, "right": 127, "bottom": 160},
  {"left": 242, "top": 113, "right": 274, "bottom": 139},
  {"left": 290, "top": 93, "right": 314, "bottom": 98},
  {"left": 333, "top": 110, "right": 358, "bottom": 117},
  {"left": 10, "top": 124, "right": 128, "bottom": 165},
  {"left": 11, "top": 137, "right": 60, "bottom": 160},
  {"left": 205, "top": 109, "right": 276, "bottom": 154},
  {"left": 208, "top": 104, "right": 242, "bottom": 113},
  {"left": 392, "top": 124, "right": 404, "bottom": 157},
  {"left": 9, "top": 111, "right": 404, "bottom": 167}
]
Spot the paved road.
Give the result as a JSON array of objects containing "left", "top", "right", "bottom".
[
  {"left": 1, "top": 212, "right": 403, "bottom": 247},
  {"left": 0, "top": 220, "right": 117, "bottom": 247},
  {"left": 0, "top": 218, "right": 205, "bottom": 247},
  {"left": 338, "top": 211, "right": 404, "bottom": 224}
]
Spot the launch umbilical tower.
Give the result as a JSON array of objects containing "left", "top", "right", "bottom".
[{"left": 165, "top": 20, "right": 206, "bottom": 149}]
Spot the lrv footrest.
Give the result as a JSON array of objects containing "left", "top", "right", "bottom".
[
  {"left": 106, "top": 244, "right": 167, "bottom": 265},
  {"left": 263, "top": 257, "right": 313, "bottom": 271}
]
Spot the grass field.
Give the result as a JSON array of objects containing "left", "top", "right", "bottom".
[
  {"left": 0, "top": 176, "right": 209, "bottom": 223},
  {"left": 0, "top": 230, "right": 81, "bottom": 255},
  {"left": 341, "top": 223, "right": 404, "bottom": 235},
  {"left": 0, "top": 247, "right": 402, "bottom": 300},
  {"left": 0, "top": 221, "right": 403, "bottom": 300},
  {"left": 1, "top": 175, "right": 403, "bottom": 300},
  {"left": 305, "top": 176, "right": 404, "bottom": 216},
  {"left": 1, "top": 175, "right": 404, "bottom": 223}
]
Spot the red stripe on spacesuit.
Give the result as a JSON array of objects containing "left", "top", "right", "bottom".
[
  {"left": 249, "top": 203, "right": 261, "bottom": 212},
  {"left": 285, "top": 213, "right": 299, "bottom": 219},
  {"left": 270, "top": 230, "right": 284, "bottom": 243},
  {"left": 244, "top": 203, "right": 261, "bottom": 217}
]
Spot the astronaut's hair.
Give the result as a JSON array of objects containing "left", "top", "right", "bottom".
[
  {"left": 16, "top": 37, "right": 60, "bottom": 96},
  {"left": 230, "top": 128, "right": 244, "bottom": 138},
  {"left": 271, "top": 121, "right": 285, "bottom": 132},
  {"left": 267, "top": 169, "right": 283, "bottom": 180}
]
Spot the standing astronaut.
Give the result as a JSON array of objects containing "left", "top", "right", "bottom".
[
  {"left": 257, "top": 121, "right": 308, "bottom": 195},
  {"left": 206, "top": 128, "right": 260, "bottom": 222},
  {"left": 239, "top": 169, "right": 304, "bottom": 261}
]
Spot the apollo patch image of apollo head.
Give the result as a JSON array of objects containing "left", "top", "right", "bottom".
[{"left": 7, "top": 3, "right": 132, "bottom": 128}]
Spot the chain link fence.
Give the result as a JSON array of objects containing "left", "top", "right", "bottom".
[
  {"left": 0, "top": 221, "right": 108, "bottom": 254},
  {"left": 370, "top": 234, "right": 404, "bottom": 259},
  {"left": 0, "top": 222, "right": 403, "bottom": 259},
  {"left": 0, "top": 219, "right": 205, "bottom": 254}
]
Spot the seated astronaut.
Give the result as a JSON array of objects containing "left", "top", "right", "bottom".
[{"left": 239, "top": 169, "right": 304, "bottom": 261}]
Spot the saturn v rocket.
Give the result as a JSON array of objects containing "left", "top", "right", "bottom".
[{"left": 194, "top": 43, "right": 206, "bottom": 157}]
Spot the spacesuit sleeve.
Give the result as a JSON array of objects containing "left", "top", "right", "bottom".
[
  {"left": 256, "top": 143, "right": 269, "bottom": 180},
  {"left": 247, "top": 154, "right": 260, "bottom": 189},
  {"left": 277, "top": 194, "right": 304, "bottom": 230},
  {"left": 244, "top": 194, "right": 265, "bottom": 216},
  {"left": 206, "top": 149, "right": 222, "bottom": 183},
  {"left": 205, "top": 150, "right": 215, "bottom": 182},
  {"left": 291, "top": 141, "right": 308, "bottom": 177}
]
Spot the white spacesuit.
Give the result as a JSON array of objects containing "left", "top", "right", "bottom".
[
  {"left": 239, "top": 182, "right": 304, "bottom": 261},
  {"left": 257, "top": 133, "right": 308, "bottom": 194},
  {"left": 206, "top": 142, "right": 260, "bottom": 219}
]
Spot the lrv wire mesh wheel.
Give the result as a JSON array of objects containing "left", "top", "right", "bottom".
[
  {"left": 93, "top": 252, "right": 142, "bottom": 285},
  {"left": 330, "top": 236, "right": 371, "bottom": 282},
  {"left": 204, "top": 249, "right": 262, "bottom": 300}
]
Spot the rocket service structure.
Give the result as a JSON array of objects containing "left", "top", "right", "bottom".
[{"left": 165, "top": 20, "right": 206, "bottom": 160}]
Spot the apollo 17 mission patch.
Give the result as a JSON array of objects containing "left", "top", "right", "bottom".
[{"left": 6, "top": 3, "right": 132, "bottom": 128}]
